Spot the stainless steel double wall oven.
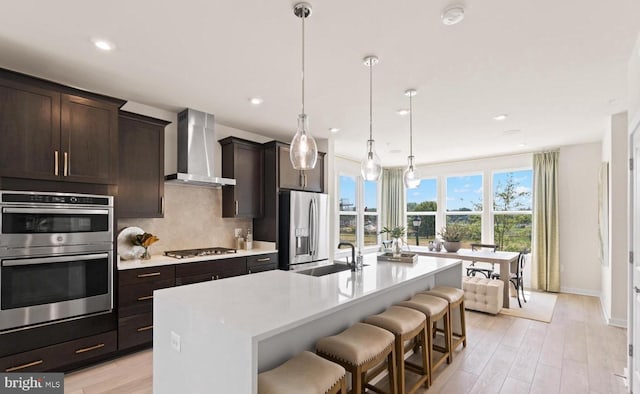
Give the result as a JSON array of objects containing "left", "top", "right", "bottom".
[{"left": 0, "top": 191, "right": 114, "bottom": 332}]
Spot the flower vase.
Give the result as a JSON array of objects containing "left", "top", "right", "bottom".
[
  {"left": 392, "top": 238, "right": 402, "bottom": 257},
  {"left": 142, "top": 247, "right": 151, "bottom": 260}
]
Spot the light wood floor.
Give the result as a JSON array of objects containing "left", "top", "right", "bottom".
[{"left": 64, "top": 293, "right": 628, "bottom": 393}]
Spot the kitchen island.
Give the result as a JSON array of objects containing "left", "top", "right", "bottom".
[{"left": 153, "top": 254, "right": 462, "bottom": 393}]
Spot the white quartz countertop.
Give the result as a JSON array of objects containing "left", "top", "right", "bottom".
[
  {"left": 118, "top": 244, "right": 277, "bottom": 270},
  {"left": 153, "top": 254, "right": 462, "bottom": 341}
]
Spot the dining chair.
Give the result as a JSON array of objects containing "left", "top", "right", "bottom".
[
  {"left": 466, "top": 243, "right": 497, "bottom": 278},
  {"left": 491, "top": 250, "right": 527, "bottom": 307}
]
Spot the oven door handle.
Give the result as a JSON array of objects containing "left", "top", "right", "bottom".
[
  {"left": 2, "top": 208, "right": 109, "bottom": 215},
  {"left": 2, "top": 253, "right": 109, "bottom": 267}
]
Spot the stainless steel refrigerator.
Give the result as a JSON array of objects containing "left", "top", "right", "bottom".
[{"left": 279, "top": 191, "right": 329, "bottom": 270}]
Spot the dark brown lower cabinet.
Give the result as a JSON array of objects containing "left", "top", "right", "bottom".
[
  {"left": 175, "top": 257, "right": 247, "bottom": 285},
  {"left": 0, "top": 331, "right": 116, "bottom": 373},
  {"left": 117, "top": 266, "right": 175, "bottom": 351},
  {"left": 247, "top": 253, "right": 278, "bottom": 274},
  {"left": 118, "top": 313, "right": 153, "bottom": 350}
]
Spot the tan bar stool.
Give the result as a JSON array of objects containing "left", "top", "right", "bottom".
[
  {"left": 316, "top": 322, "right": 397, "bottom": 394},
  {"left": 258, "top": 351, "right": 347, "bottom": 394},
  {"left": 396, "top": 293, "right": 451, "bottom": 384},
  {"left": 364, "top": 306, "right": 430, "bottom": 394},
  {"left": 421, "top": 286, "right": 467, "bottom": 355}
]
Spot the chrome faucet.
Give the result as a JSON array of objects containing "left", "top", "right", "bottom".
[{"left": 337, "top": 242, "right": 356, "bottom": 271}]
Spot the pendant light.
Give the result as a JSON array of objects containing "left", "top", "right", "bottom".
[
  {"left": 403, "top": 89, "right": 421, "bottom": 189},
  {"left": 360, "top": 56, "right": 382, "bottom": 181},
  {"left": 290, "top": 2, "right": 318, "bottom": 170}
]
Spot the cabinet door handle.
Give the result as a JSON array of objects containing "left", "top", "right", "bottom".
[
  {"left": 305, "top": 174, "right": 308, "bottom": 188},
  {"left": 137, "top": 272, "right": 161, "bottom": 278},
  {"left": 6, "top": 360, "right": 43, "bottom": 372},
  {"left": 137, "top": 325, "right": 153, "bottom": 332},
  {"left": 137, "top": 295, "right": 153, "bottom": 301},
  {"left": 248, "top": 269, "right": 252, "bottom": 274},
  {"left": 161, "top": 197, "right": 165, "bottom": 214},
  {"left": 54, "top": 150, "right": 59, "bottom": 176},
  {"left": 63, "top": 152, "right": 69, "bottom": 176},
  {"left": 235, "top": 200, "right": 239, "bottom": 216},
  {"left": 256, "top": 257, "right": 271, "bottom": 262},
  {"left": 75, "top": 343, "right": 105, "bottom": 354}
]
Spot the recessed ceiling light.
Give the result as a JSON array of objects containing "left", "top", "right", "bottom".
[
  {"left": 493, "top": 114, "right": 508, "bottom": 121},
  {"left": 249, "top": 97, "right": 263, "bottom": 105},
  {"left": 396, "top": 109, "right": 410, "bottom": 116},
  {"left": 329, "top": 127, "right": 340, "bottom": 133},
  {"left": 92, "top": 38, "right": 115, "bottom": 51},
  {"left": 389, "top": 149, "right": 402, "bottom": 154},
  {"left": 518, "top": 142, "right": 528, "bottom": 147},
  {"left": 503, "top": 129, "right": 521, "bottom": 136},
  {"left": 441, "top": 5, "right": 465, "bottom": 26}
]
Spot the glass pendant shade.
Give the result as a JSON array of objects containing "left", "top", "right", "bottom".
[
  {"left": 290, "top": 113, "right": 318, "bottom": 170},
  {"left": 361, "top": 140, "right": 382, "bottom": 180},
  {"left": 403, "top": 156, "right": 421, "bottom": 189}
]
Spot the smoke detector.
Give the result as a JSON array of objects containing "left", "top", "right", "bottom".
[{"left": 441, "top": 5, "right": 465, "bottom": 26}]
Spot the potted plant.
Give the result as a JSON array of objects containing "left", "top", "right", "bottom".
[
  {"left": 379, "top": 226, "right": 406, "bottom": 256},
  {"left": 438, "top": 224, "right": 466, "bottom": 252}
]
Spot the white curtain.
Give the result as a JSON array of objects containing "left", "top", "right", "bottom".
[
  {"left": 381, "top": 168, "right": 405, "bottom": 230},
  {"left": 531, "top": 151, "right": 560, "bottom": 292}
]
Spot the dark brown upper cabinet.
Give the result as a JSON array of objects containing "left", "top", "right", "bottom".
[
  {"left": 118, "top": 111, "right": 170, "bottom": 218},
  {"left": 277, "top": 144, "right": 325, "bottom": 192},
  {"left": 0, "top": 68, "right": 125, "bottom": 184},
  {"left": 219, "top": 137, "right": 264, "bottom": 218}
]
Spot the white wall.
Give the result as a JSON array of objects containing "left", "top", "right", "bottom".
[
  {"left": 629, "top": 33, "right": 640, "bottom": 130},
  {"left": 558, "top": 143, "right": 603, "bottom": 296},
  {"left": 601, "top": 113, "right": 629, "bottom": 326}
]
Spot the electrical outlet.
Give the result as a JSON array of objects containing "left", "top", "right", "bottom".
[
  {"left": 171, "top": 331, "right": 181, "bottom": 352},
  {"left": 234, "top": 228, "right": 243, "bottom": 237}
]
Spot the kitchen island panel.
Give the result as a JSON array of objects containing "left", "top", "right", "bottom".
[{"left": 153, "top": 256, "right": 462, "bottom": 394}]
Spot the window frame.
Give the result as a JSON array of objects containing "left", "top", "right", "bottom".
[
  {"left": 490, "top": 167, "right": 533, "bottom": 252},
  {"left": 405, "top": 177, "right": 438, "bottom": 246}
]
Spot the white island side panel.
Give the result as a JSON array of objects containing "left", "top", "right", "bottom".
[{"left": 153, "top": 256, "right": 462, "bottom": 394}]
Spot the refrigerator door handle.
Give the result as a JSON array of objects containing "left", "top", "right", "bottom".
[
  {"left": 308, "top": 198, "right": 315, "bottom": 256},
  {"left": 314, "top": 198, "right": 320, "bottom": 257}
]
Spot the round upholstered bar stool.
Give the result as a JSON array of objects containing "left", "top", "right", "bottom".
[
  {"left": 364, "top": 306, "right": 430, "bottom": 394},
  {"left": 396, "top": 293, "right": 451, "bottom": 384},
  {"left": 258, "top": 351, "right": 347, "bottom": 394},
  {"left": 316, "top": 322, "right": 397, "bottom": 394},
  {"left": 421, "top": 286, "right": 467, "bottom": 356}
]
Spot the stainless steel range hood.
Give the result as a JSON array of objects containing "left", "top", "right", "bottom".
[{"left": 165, "top": 108, "right": 236, "bottom": 187}]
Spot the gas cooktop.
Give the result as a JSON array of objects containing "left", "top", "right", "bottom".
[{"left": 164, "top": 247, "right": 237, "bottom": 259}]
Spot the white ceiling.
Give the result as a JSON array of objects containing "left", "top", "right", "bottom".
[{"left": 1, "top": 1, "right": 638, "bottom": 166}]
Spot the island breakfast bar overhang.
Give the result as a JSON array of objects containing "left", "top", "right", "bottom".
[{"left": 152, "top": 255, "right": 463, "bottom": 393}]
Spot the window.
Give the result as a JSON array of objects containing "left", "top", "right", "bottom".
[
  {"left": 338, "top": 175, "right": 357, "bottom": 244},
  {"left": 406, "top": 179, "right": 437, "bottom": 246},
  {"left": 446, "top": 175, "right": 482, "bottom": 247},
  {"left": 493, "top": 170, "right": 532, "bottom": 252},
  {"left": 363, "top": 180, "right": 379, "bottom": 246}
]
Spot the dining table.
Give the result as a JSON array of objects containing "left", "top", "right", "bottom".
[{"left": 409, "top": 247, "right": 520, "bottom": 308}]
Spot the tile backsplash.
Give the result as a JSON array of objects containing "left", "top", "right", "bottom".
[{"left": 118, "top": 184, "right": 251, "bottom": 253}]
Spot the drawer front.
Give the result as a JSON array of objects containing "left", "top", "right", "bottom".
[
  {"left": 119, "top": 265, "right": 175, "bottom": 286},
  {"left": 118, "top": 313, "right": 153, "bottom": 350},
  {"left": 0, "top": 331, "right": 116, "bottom": 373},
  {"left": 176, "top": 273, "right": 215, "bottom": 286},
  {"left": 118, "top": 279, "right": 174, "bottom": 317},
  {"left": 246, "top": 253, "right": 277, "bottom": 270},
  {"left": 248, "top": 263, "right": 277, "bottom": 274},
  {"left": 175, "top": 256, "right": 246, "bottom": 278}
]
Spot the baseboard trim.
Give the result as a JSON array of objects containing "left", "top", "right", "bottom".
[
  {"left": 597, "top": 293, "right": 628, "bottom": 328},
  {"left": 559, "top": 287, "right": 601, "bottom": 297}
]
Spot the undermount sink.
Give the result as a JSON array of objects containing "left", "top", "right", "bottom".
[{"left": 295, "top": 263, "right": 368, "bottom": 277}]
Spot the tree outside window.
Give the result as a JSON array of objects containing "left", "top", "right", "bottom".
[
  {"left": 446, "top": 175, "right": 482, "bottom": 247},
  {"left": 493, "top": 170, "right": 532, "bottom": 252},
  {"left": 339, "top": 175, "right": 357, "bottom": 244},
  {"left": 406, "top": 179, "right": 437, "bottom": 246}
]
